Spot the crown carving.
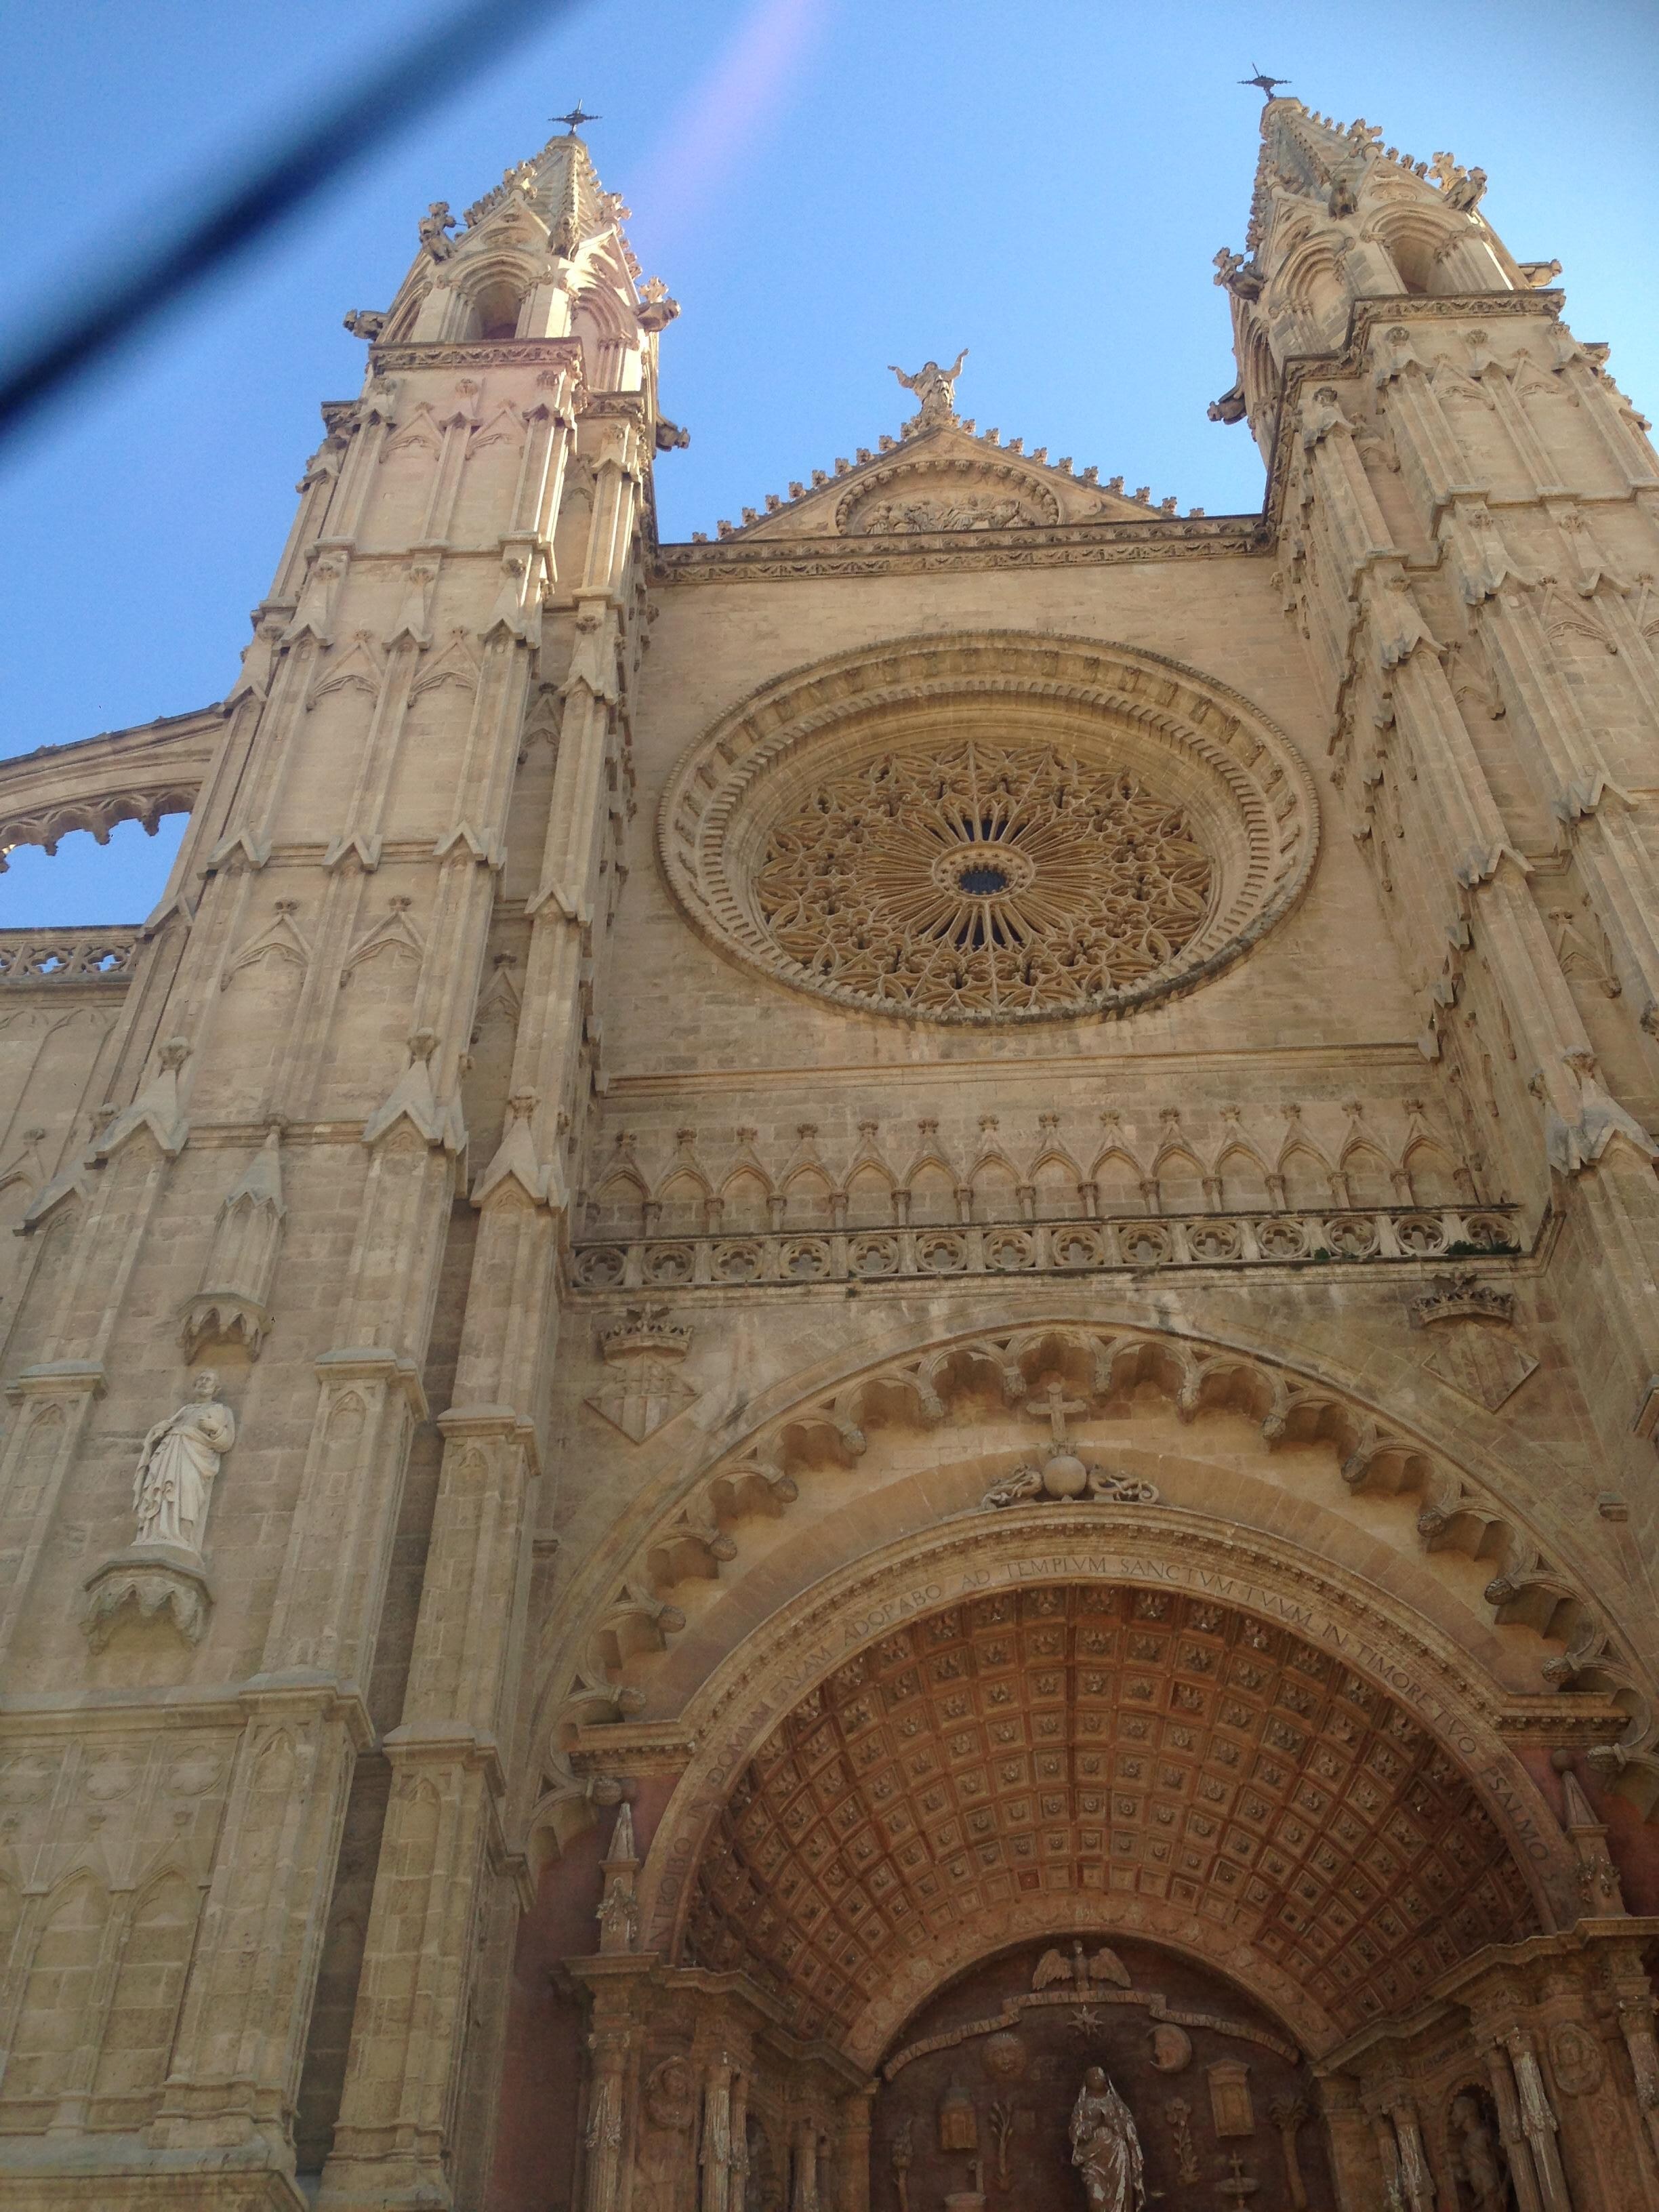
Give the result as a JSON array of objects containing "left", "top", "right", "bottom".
[
  {"left": 1408, "top": 1273, "right": 1514, "bottom": 1329},
  {"left": 598, "top": 1304, "right": 693, "bottom": 1364}
]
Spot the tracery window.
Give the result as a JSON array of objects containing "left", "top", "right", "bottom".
[
  {"left": 658, "top": 633, "right": 1319, "bottom": 1028},
  {"left": 752, "top": 739, "right": 1214, "bottom": 1017}
]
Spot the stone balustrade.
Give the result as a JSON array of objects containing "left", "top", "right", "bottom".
[
  {"left": 0, "top": 926, "right": 139, "bottom": 983},
  {"left": 571, "top": 1202, "right": 1521, "bottom": 1292}
]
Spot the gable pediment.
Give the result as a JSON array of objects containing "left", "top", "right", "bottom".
[{"left": 717, "top": 421, "right": 1174, "bottom": 544}]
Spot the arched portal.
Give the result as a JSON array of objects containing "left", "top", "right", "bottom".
[{"left": 527, "top": 1340, "right": 1659, "bottom": 2212}]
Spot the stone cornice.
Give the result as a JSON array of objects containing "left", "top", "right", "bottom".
[
  {"left": 653, "top": 510, "right": 1267, "bottom": 586},
  {"left": 1318, "top": 1915, "right": 1659, "bottom": 2074},
  {"left": 368, "top": 337, "right": 585, "bottom": 375}
]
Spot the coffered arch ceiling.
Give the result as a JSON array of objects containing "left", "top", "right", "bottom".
[{"left": 681, "top": 1583, "right": 1541, "bottom": 2055}]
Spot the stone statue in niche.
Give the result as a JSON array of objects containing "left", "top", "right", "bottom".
[
  {"left": 1448, "top": 2091, "right": 1509, "bottom": 2212},
  {"left": 1069, "top": 2068, "right": 1147, "bottom": 2212},
  {"left": 132, "top": 1372, "right": 236, "bottom": 1554}
]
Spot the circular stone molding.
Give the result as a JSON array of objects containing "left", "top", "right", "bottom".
[{"left": 657, "top": 632, "right": 1321, "bottom": 1025}]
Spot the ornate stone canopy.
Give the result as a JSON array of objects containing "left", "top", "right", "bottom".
[
  {"left": 680, "top": 1583, "right": 1542, "bottom": 2051},
  {"left": 657, "top": 634, "right": 1320, "bottom": 1025}
]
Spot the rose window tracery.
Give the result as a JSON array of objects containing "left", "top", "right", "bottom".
[
  {"left": 657, "top": 634, "right": 1321, "bottom": 1027},
  {"left": 752, "top": 739, "right": 1215, "bottom": 1018}
]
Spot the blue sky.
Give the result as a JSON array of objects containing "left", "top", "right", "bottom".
[{"left": 3, "top": 0, "right": 1655, "bottom": 925}]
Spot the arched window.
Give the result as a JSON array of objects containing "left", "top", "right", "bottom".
[{"left": 468, "top": 279, "right": 525, "bottom": 342}]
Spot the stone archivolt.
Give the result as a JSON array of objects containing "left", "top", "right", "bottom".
[
  {"left": 657, "top": 632, "right": 1320, "bottom": 1025},
  {"left": 682, "top": 1584, "right": 1540, "bottom": 2049},
  {"left": 542, "top": 1321, "right": 1642, "bottom": 1856}
]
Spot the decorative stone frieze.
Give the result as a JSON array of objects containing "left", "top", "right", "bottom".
[{"left": 573, "top": 1203, "right": 1519, "bottom": 1292}]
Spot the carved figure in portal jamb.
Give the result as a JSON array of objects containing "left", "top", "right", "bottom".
[
  {"left": 132, "top": 1372, "right": 235, "bottom": 1554},
  {"left": 889, "top": 350, "right": 968, "bottom": 428}
]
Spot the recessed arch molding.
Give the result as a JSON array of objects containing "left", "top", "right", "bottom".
[{"left": 537, "top": 1318, "right": 1650, "bottom": 1856}]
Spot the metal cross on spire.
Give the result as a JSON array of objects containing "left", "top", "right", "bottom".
[
  {"left": 1239, "top": 66, "right": 1290, "bottom": 98},
  {"left": 552, "top": 100, "right": 600, "bottom": 134}
]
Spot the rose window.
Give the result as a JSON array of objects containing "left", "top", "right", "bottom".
[
  {"left": 751, "top": 739, "right": 1215, "bottom": 1017},
  {"left": 657, "top": 633, "right": 1320, "bottom": 1027}
]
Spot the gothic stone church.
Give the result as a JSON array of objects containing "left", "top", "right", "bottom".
[{"left": 2, "top": 89, "right": 1659, "bottom": 2212}]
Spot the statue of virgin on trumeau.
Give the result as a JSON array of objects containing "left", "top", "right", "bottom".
[{"left": 1069, "top": 2068, "right": 1147, "bottom": 2212}]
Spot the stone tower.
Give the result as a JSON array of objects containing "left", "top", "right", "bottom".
[{"left": 1, "top": 92, "right": 1658, "bottom": 2212}]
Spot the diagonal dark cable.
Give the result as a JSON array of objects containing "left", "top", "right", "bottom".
[{"left": 0, "top": 0, "right": 588, "bottom": 452}]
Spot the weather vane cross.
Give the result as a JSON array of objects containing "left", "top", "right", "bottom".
[
  {"left": 1240, "top": 66, "right": 1290, "bottom": 99},
  {"left": 552, "top": 101, "right": 600, "bottom": 136}
]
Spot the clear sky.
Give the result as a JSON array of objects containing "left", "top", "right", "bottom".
[{"left": 3, "top": 0, "right": 1655, "bottom": 925}]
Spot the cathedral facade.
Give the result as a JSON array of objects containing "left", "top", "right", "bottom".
[{"left": 2, "top": 90, "right": 1659, "bottom": 2212}]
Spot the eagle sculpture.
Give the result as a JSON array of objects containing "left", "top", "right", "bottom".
[{"left": 1031, "top": 1940, "right": 1132, "bottom": 1992}]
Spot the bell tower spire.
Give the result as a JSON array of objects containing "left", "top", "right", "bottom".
[
  {"left": 1229, "top": 91, "right": 1659, "bottom": 1483},
  {"left": 363, "top": 116, "right": 680, "bottom": 388},
  {"left": 1212, "top": 97, "right": 1552, "bottom": 457}
]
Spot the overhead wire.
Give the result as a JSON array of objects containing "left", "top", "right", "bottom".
[{"left": 0, "top": 0, "right": 588, "bottom": 453}]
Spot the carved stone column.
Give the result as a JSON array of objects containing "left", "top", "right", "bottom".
[
  {"left": 792, "top": 2114, "right": 822, "bottom": 2212},
  {"left": 701, "top": 2053, "right": 736, "bottom": 2212},
  {"left": 729, "top": 2069, "right": 751, "bottom": 2212},
  {"left": 1504, "top": 2026, "right": 1572, "bottom": 2212},
  {"left": 1613, "top": 1985, "right": 1659, "bottom": 2167},
  {"left": 835, "top": 2087, "right": 874, "bottom": 2212},
  {"left": 1366, "top": 2103, "right": 1408, "bottom": 2212},
  {"left": 583, "top": 2024, "right": 632, "bottom": 2212},
  {"left": 1314, "top": 2074, "right": 1376, "bottom": 2212},
  {"left": 1391, "top": 2092, "right": 1437, "bottom": 2212}
]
